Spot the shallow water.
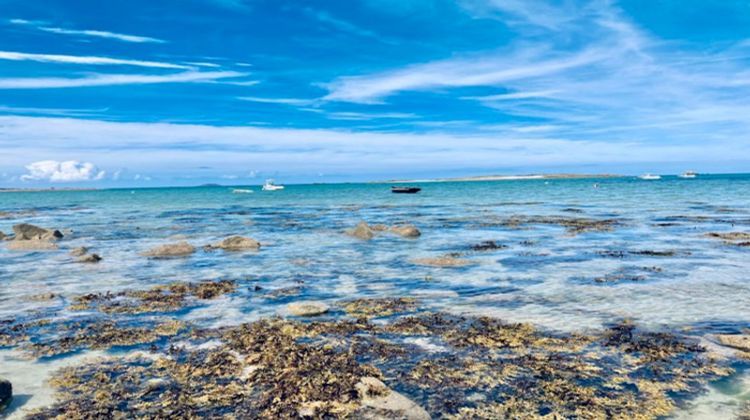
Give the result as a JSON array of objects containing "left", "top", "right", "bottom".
[{"left": 1, "top": 175, "right": 750, "bottom": 417}]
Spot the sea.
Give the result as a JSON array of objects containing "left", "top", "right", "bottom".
[{"left": 1, "top": 174, "right": 749, "bottom": 418}]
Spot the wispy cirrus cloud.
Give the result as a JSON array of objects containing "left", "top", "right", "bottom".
[
  {"left": 323, "top": 48, "right": 604, "bottom": 104},
  {"left": 321, "top": 0, "right": 750, "bottom": 149},
  {"left": 9, "top": 19, "right": 165, "bottom": 43},
  {"left": 0, "top": 71, "right": 247, "bottom": 89},
  {"left": 237, "top": 96, "right": 316, "bottom": 106},
  {"left": 0, "top": 50, "right": 190, "bottom": 69}
]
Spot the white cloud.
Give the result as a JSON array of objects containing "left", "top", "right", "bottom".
[
  {"left": 1, "top": 116, "right": 745, "bottom": 182},
  {"left": 0, "top": 71, "right": 248, "bottom": 89},
  {"left": 20, "top": 160, "right": 105, "bottom": 182},
  {"left": 10, "top": 19, "right": 165, "bottom": 43},
  {"left": 0, "top": 51, "right": 188, "bottom": 69}
]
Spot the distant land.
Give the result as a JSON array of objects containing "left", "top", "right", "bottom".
[{"left": 378, "top": 173, "right": 623, "bottom": 184}]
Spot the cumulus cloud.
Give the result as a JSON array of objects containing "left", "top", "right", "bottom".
[{"left": 21, "top": 160, "right": 106, "bottom": 182}]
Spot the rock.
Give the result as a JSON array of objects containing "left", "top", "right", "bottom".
[
  {"left": 70, "top": 246, "right": 88, "bottom": 257},
  {"left": 208, "top": 236, "right": 260, "bottom": 251},
  {"left": 390, "top": 224, "right": 421, "bottom": 238},
  {"left": 286, "top": 301, "right": 329, "bottom": 317},
  {"left": 7, "top": 239, "right": 59, "bottom": 251},
  {"left": 349, "top": 221, "right": 374, "bottom": 240},
  {"left": 0, "top": 231, "right": 5, "bottom": 240},
  {"left": 142, "top": 241, "right": 195, "bottom": 258},
  {"left": 0, "top": 377, "right": 11, "bottom": 413},
  {"left": 356, "top": 377, "right": 430, "bottom": 420},
  {"left": 12, "top": 223, "right": 63, "bottom": 241},
  {"left": 412, "top": 255, "right": 472, "bottom": 267},
  {"left": 370, "top": 224, "right": 390, "bottom": 232},
  {"left": 78, "top": 253, "right": 102, "bottom": 263},
  {"left": 715, "top": 334, "right": 750, "bottom": 353}
]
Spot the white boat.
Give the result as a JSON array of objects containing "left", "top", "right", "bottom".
[
  {"left": 638, "top": 174, "right": 661, "bottom": 180},
  {"left": 679, "top": 171, "right": 697, "bottom": 179},
  {"left": 262, "top": 179, "right": 284, "bottom": 191},
  {"left": 232, "top": 188, "right": 254, "bottom": 194}
]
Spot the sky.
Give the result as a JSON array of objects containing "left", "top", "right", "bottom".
[{"left": 1, "top": 0, "right": 749, "bottom": 186}]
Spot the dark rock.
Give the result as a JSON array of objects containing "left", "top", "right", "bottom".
[{"left": 0, "top": 377, "right": 11, "bottom": 412}]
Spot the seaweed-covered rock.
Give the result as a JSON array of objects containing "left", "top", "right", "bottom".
[
  {"left": 349, "top": 221, "right": 375, "bottom": 240},
  {"left": 142, "top": 241, "right": 195, "bottom": 258},
  {"left": 390, "top": 224, "right": 421, "bottom": 238},
  {"left": 77, "top": 253, "right": 102, "bottom": 263},
  {"left": 12, "top": 223, "right": 63, "bottom": 241},
  {"left": 69, "top": 246, "right": 88, "bottom": 257},
  {"left": 413, "top": 255, "right": 471, "bottom": 267},
  {"left": 470, "top": 240, "right": 507, "bottom": 251},
  {"left": 207, "top": 235, "right": 260, "bottom": 251},
  {"left": 287, "top": 301, "right": 329, "bottom": 317},
  {"left": 0, "top": 377, "right": 11, "bottom": 413}
]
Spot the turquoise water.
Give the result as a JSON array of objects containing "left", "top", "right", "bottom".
[{"left": 2, "top": 174, "right": 750, "bottom": 417}]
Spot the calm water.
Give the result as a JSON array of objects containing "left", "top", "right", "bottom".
[{"left": 2, "top": 175, "right": 750, "bottom": 417}]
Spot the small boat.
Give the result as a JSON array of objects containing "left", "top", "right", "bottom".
[
  {"left": 262, "top": 180, "right": 284, "bottom": 191},
  {"left": 638, "top": 174, "right": 661, "bottom": 180},
  {"left": 392, "top": 186, "right": 421, "bottom": 194},
  {"left": 679, "top": 171, "right": 697, "bottom": 179},
  {"left": 232, "top": 188, "right": 253, "bottom": 194}
]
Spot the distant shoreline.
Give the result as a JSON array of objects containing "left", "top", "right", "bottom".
[{"left": 375, "top": 173, "right": 623, "bottom": 184}]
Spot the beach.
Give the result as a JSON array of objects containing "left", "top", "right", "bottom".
[{"left": 1, "top": 175, "right": 750, "bottom": 418}]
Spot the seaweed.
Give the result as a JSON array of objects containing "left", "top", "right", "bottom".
[{"left": 70, "top": 280, "right": 236, "bottom": 314}]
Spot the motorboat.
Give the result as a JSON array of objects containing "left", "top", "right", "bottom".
[
  {"left": 679, "top": 171, "right": 697, "bottom": 179},
  {"left": 262, "top": 180, "right": 284, "bottom": 191},
  {"left": 638, "top": 174, "right": 661, "bottom": 180},
  {"left": 232, "top": 188, "right": 253, "bottom": 194},
  {"left": 392, "top": 186, "right": 421, "bottom": 194}
]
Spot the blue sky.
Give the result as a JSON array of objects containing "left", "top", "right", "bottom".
[{"left": 1, "top": 0, "right": 749, "bottom": 186}]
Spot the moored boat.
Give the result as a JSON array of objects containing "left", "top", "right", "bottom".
[
  {"left": 679, "top": 171, "right": 697, "bottom": 179},
  {"left": 262, "top": 180, "right": 284, "bottom": 191},
  {"left": 638, "top": 174, "right": 661, "bottom": 180},
  {"left": 392, "top": 186, "right": 421, "bottom": 194}
]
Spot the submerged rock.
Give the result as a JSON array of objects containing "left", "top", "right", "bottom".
[
  {"left": 390, "top": 224, "right": 421, "bottom": 238},
  {"left": 349, "top": 221, "right": 375, "bottom": 240},
  {"left": 7, "top": 239, "right": 59, "bottom": 251},
  {"left": 142, "top": 241, "right": 195, "bottom": 258},
  {"left": 413, "top": 255, "right": 472, "bottom": 267},
  {"left": 0, "top": 377, "right": 11, "bottom": 413},
  {"left": 207, "top": 235, "right": 261, "bottom": 251},
  {"left": 69, "top": 246, "right": 88, "bottom": 257},
  {"left": 0, "top": 231, "right": 5, "bottom": 240},
  {"left": 77, "top": 253, "right": 102, "bottom": 263},
  {"left": 287, "top": 301, "right": 330, "bottom": 317},
  {"left": 12, "top": 223, "right": 63, "bottom": 241},
  {"left": 706, "top": 232, "right": 750, "bottom": 241}
]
